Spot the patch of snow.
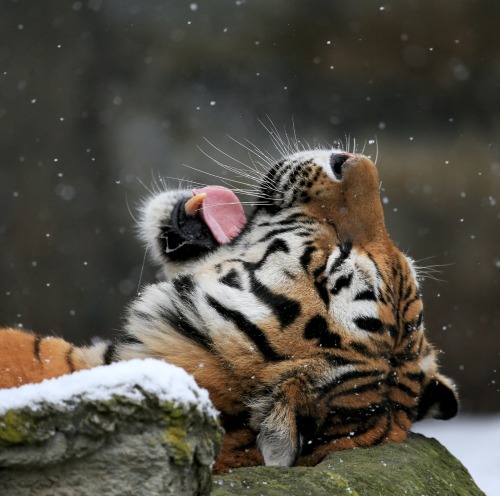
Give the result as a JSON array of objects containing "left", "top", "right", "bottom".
[
  {"left": 413, "top": 415, "right": 500, "bottom": 496},
  {"left": 0, "top": 359, "right": 217, "bottom": 418}
]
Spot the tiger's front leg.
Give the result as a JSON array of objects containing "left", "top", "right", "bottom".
[{"left": 248, "top": 362, "right": 330, "bottom": 467}]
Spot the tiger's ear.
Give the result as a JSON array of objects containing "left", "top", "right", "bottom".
[{"left": 417, "top": 373, "right": 459, "bottom": 421}]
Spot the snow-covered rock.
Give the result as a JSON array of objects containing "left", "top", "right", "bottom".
[{"left": 0, "top": 359, "right": 223, "bottom": 496}]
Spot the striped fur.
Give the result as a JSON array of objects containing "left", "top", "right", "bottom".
[
  {"left": 0, "top": 328, "right": 107, "bottom": 389},
  {"left": 0, "top": 149, "right": 458, "bottom": 472}
]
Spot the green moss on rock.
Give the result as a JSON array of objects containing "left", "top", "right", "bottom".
[
  {"left": 162, "top": 425, "right": 193, "bottom": 464},
  {"left": 0, "top": 410, "right": 37, "bottom": 444},
  {"left": 213, "top": 434, "right": 484, "bottom": 496},
  {"left": 0, "top": 390, "right": 223, "bottom": 495}
]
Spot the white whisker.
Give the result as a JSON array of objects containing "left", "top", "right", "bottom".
[
  {"left": 136, "top": 246, "right": 148, "bottom": 294},
  {"left": 125, "top": 193, "right": 139, "bottom": 224},
  {"left": 228, "top": 135, "right": 275, "bottom": 167},
  {"left": 182, "top": 163, "right": 268, "bottom": 190},
  {"left": 201, "top": 148, "right": 267, "bottom": 182},
  {"left": 136, "top": 177, "right": 154, "bottom": 195},
  {"left": 202, "top": 138, "right": 266, "bottom": 176}
]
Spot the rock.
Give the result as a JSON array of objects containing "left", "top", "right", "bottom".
[
  {"left": 212, "top": 433, "right": 485, "bottom": 496},
  {"left": 0, "top": 360, "right": 223, "bottom": 496}
]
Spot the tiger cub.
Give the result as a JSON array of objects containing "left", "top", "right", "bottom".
[{"left": 0, "top": 149, "right": 458, "bottom": 472}]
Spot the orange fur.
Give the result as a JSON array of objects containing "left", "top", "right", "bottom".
[
  {"left": 212, "top": 427, "right": 264, "bottom": 473},
  {"left": 0, "top": 328, "right": 85, "bottom": 389}
]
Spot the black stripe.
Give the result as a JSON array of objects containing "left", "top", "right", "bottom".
[
  {"left": 391, "top": 349, "right": 420, "bottom": 366},
  {"left": 206, "top": 295, "right": 286, "bottom": 362},
  {"left": 389, "top": 401, "right": 416, "bottom": 416},
  {"left": 258, "top": 215, "right": 313, "bottom": 228},
  {"left": 301, "top": 415, "right": 382, "bottom": 455},
  {"left": 257, "top": 226, "right": 302, "bottom": 243},
  {"left": 134, "top": 310, "right": 155, "bottom": 322},
  {"left": 349, "top": 341, "right": 377, "bottom": 358},
  {"left": 327, "top": 404, "right": 386, "bottom": 420},
  {"left": 417, "top": 311, "right": 423, "bottom": 328},
  {"left": 161, "top": 307, "right": 211, "bottom": 349},
  {"left": 366, "top": 415, "right": 392, "bottom": 446},
  {"left": 328, "top": 401, "right": 415, "bottom": 421},
  {"left": 321, "top": 411, "right": 387, "bottom": 441},
  {"left": 303, "top": 315, "right": 341, "bottom": 348},
  {"left": 296, "top": 412, "right": 319, "bottom": 439},
  {"left": 66, "top": 345, "right": 75, "bottom": 372},
  {"left": 318, "top": 369, "right": 384, "bottom": 394},
  {"left": 329, "top": 242, "right": 352, "bottom": 275},
  {"left": 172, "top": 274, "right": 195, "bottom": 303},
  {"left": 247, "top": 270, "right": 301, "bottom": 327},
  {"left": 331, "top": 380, "right": 383, "bottom": 399},
  {"left": 324, "top": 353, "right": 362, "bottom": 368},
  {"left": 219, "top": 268, "right": 243, "bottom": 290},
  {"left": 243, "top": 237, "right": 300, "bottom": 327},
  {"left": 261, "top": 160, "right": 285, "bottom": 198},
  {"left": 330, "top": 273, "right": 353, "bottom": 295},
  {"left": 219, "top": 411, "right": 252, "bottom": 432},
  {"left": 390, "top": 381, "right": 419, "bottom": 398},
  {"left": 387, "top": 324, "right": 399, "bottom": 339},
  {"left": 255, "top": 237, "right": 289, "bottom": 268},
  {"left": 104, "top": 343, "right": 116, "bottom": 365},
  {"left": 354, "top": 317, "right": 384, "bottom": 333},
  {"left": 403, "top": 321, "right": 417, "bottom": 338},
  {"left": 299, "top": 244, "right": 316, "bottom": 271},
  {"left": 313, "top": 264, "right": 330, "bottom": 307},
  {"left": 365, "top": 250, "right": 389, "bottom": 301},
  {"left": 33, "top": 335, "right": 42, "bottom": 361},
  {"left": 395, "top": 264, "right": 405, "bottom": 341},
  {"left": 403, "top": 283, "right": 414, "bottom": 302},
  {"left": 402, "top": 294, "right": 422, "bottom": 319},
  {"left": 406, "top": 371, "right": 425, "bottom": 383},
  {"left": 119, "top": 334, "right": 144, "bottom": 346},
  {"left": 354, "top": 288, "right": 377, "bottom": 301}
]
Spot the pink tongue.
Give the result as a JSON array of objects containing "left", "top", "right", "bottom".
[{"left": 192, "top": 186, "right": 246, "bottom": 244}]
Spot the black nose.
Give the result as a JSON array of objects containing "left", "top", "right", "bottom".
[{"left": 330, "top": 153, "right": 350, "bottom": 180}]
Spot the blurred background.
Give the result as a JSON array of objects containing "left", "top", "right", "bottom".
[{"left": 1, "top": 0, "right": 499, "bottom": 412}]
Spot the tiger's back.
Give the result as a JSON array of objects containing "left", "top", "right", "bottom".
[{"left": 0, "top": 149, "right": 458, "bottom": 471}]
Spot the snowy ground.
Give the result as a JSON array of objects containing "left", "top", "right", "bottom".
[{"left": 413, "top": 415, "right": 500, "bottom": 496}]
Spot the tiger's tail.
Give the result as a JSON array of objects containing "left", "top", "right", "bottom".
[{"left": 0, "top": 327, "right": 109, "bottom": 389}]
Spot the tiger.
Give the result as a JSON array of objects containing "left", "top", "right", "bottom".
[{"left": 0, "top": 148, "right": 458, "bottom": 473}]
